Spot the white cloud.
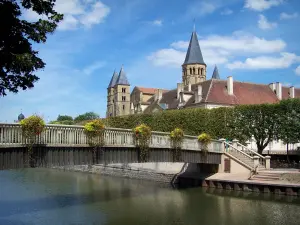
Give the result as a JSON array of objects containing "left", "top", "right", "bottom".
[
  {"left": 22, "top": 0, "right": 110, "bottom": 31},
  {"left": 187, "top": 1, "right": 217, "bottom": 17},
  {"left": 221, "top": 9, "right": 233, "bottom": 15},
  {"left": 57, "top": 15, "right": 79, "bottom": 30},
  {"left": 80, "top": 1, "right": 110, "bottom": 28},
  {"left": 258, "top": 14, "right": 277, "bottom": 30},
  {"left": 171, "top": 32, "right": 285, "bottom": 54},
  {"left": 152, "top": 20, "right": 163, "bottom": 26},
  {"left": 244, "top": 0, "right": 284, "bottom": 11},
  {"left": 147, "top": 49, "right": 185, "bottom": 67},
  {"left": 295, "top": 66, "right": 300, "bottom": 75},
  {"left": 227, "top": 52, "right": 300, "bottom": 70},
  {"left": 54, "top": 0, "right": 85, "bottom": 15},
  {"left": 280, "top": 12, "right": 298, "bottom": 20},
  {"left": 148, "top": 31, "right": 288, "bottom": 68},
  {"left": 83, "top": 61, "right": 106, "bottom": 75}
]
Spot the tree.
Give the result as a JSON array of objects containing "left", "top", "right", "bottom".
[
  {"left": 57, "top": 115, "right": 73, "bottom": 122},
  {"left": 230, "top": 104, "right": 280, "bottom": 154},
  {"left": 74, "top": 112, "right": 100, "bottom": 123},
  {"left": 277, "top": 99, "right": 300, "bottom": 161},
  {"left": 0, "top": 0, "right": 63, "bottom": 96}
]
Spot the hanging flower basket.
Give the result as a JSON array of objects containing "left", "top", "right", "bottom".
[
  {"left": 198, "top": 133, "right": 212, "bottom": 155},
  {"left": 20, "top": 115, "right": 45, "bottom": 167},
  {"left": 170, "top": 128, "right": 184, "bottom": 162},
  {"left": 84, "top": 119, "right": 105, "bottom": 147},
  {"left": 133, "top": 124, "right": 151, "bottom": 162},
  {"left": 84, "top": 119, "right": 105, "bottom": 164}
]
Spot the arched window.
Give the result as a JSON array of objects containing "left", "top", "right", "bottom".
[
  {"left": 193, "top": 67, "right": 195, "bottom": 74},
  {"left": 198, "top": 68, "right": 200, "bottom": 75},
  {"left": 201, "top": 68, "right": 204, "bottom": 75},
  {"left": 189, "top": 68, "right": 192, "bottom": 74}
]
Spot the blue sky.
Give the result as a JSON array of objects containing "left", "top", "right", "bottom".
[{"left": 1, "top": 0, "right": 300, "bottom": 122}]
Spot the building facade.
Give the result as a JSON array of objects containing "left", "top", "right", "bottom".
[
  {"left": 107, "top": 30, "right": 300, "bottom": 116},
  {"left": 106, "top": 30, "right": 300, "bottom": 152}
]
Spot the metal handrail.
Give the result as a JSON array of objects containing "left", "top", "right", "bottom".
[
  {"left": 224, "top": 142, "right": 254, "bottom": 160},
  {"left": 237, "top": 142, "right": 265, "bottom": 159}
]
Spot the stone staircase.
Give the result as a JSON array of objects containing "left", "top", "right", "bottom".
[
  {"left": 228, "top": 151, "right": 254, "bottom": 168},
  {"left": 250, "top": 171, "right": 281, "bottom": 182},
  {"left": 224, "top": 141, "right": 266, "bottom": 172}
]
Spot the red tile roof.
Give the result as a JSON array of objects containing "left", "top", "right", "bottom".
[
  {"left": 206, "top": 80, "right": 279, "bottom": 105},
  {"left": 133, "top": 81, "right": 300, "bottom": 111},
  {"left": 280, "top": 86, "right": 300, "bottom": 99},
  {"left": 136, "top": 87, "right": 169, "bottom": 95}
]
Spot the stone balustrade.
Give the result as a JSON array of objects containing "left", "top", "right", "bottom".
[{"left": 0, "top": 123, "right": 223, "bottom": 153}]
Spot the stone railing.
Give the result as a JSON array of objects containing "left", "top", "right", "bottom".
[{"left": 0, "top": 123, "right": 223, "bottom": 153}]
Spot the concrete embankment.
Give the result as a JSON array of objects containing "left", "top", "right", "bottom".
[{"left": 52, "top": 162, "right": 186, "bottom": 183}]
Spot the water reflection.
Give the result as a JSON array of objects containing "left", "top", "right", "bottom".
[{"left": 0, "top": 169, "right": 300, "bottom": 225}]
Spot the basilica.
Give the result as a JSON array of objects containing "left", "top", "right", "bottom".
[{"left": 106, "top": 30, "right": 300, "bottom": 118}]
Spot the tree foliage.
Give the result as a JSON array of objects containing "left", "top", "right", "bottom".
[
  {"left": 277, "top": 99, "right": 300, "bottom": 157},
  {"left": 57, "top": 115, "right": 73, "bottom": 122},
  {"left": 0, "top": 0, "right": 63, "bottom": 96},
  {"left": 74, "top": 112, "right": 100, "bottom": 123},
  {"left": 230, "top": 104, "right": 280, "bottom": 154}
]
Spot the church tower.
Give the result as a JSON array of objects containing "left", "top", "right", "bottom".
[
  {"left": 113, "top": 66, "right": 131, "bottom": 116},
  {"left": 106, "top": 70, "right": 118, "bottom": 117},
  {"left": 182, "top": 30, "right": 206, "bottom": 86}
]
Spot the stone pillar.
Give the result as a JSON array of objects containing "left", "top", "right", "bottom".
[
  {"left": 219, "top": 138, "right": 226, "bottom": 152},
  {"left": 232, "top": 139, "right": 238, "bottom": 149},
  {"left": 253, "top": 156, "right": 259, "bottom": 168},
  {"left": 265, "top": 156, "right": 271, "bottom": 170}
]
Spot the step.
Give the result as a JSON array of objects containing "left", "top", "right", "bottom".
[
  {"left": 252, "top": 175, "right": 280, "bottom": 180},
  {"left": 250, "top": 177, "right": 280, "bottom": 182},
  {"left": 256, "top": 173, "right": 281, "bottom": 178}
]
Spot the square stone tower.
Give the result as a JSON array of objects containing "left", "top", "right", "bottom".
[{"left": 106, "top": 66, "right": 131, "bottom": 117}]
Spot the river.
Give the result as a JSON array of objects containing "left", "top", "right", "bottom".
[{"left": 0, "top": 168, "right": 300, "bottom": 225}]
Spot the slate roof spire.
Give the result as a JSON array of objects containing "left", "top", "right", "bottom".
[
  {"left": 183, "top": 30, "right": 205, "bottom": 65},
  {"left": 212, "top": 65, "right": 220, "bottom": 79},
  {"left": 108, "top": 70, "right": 118, "bottom": 88},
  {"left": 116, "top": 65, "right": 130, "bottom": 86}
]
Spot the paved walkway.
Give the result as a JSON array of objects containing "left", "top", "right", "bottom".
[
  {"left": 206, "top": 170, "right": 300, "bottom": 187},
  {"left": 179, "top": 169, "right": 300, "bottom": 187}
]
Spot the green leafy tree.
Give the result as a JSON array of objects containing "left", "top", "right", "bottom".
[
  {"left": 277, "top": 99, "right": 300, "bottom": 160},
  {"left": 0, "top": 0, "right": 63, "bottom": 96},
  {"left": 57, "top": 115, "right": 73, "bottom": 122},
  {"left": 230, "top": 104, "right": 280, "bottom": 154},
  {"left": 74, "top": 112, "right": 100, "bottom": 123}
]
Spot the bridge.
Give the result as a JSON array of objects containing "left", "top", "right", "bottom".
[{"left": 0, "top": 123, "right": 270, "bottom": 173}]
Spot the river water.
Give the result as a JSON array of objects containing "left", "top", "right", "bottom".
[{"left": 1, "top": 169, "right": 300, "bottom": 225}]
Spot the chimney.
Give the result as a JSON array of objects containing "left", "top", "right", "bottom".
[
  {"left": 276, "top": 82, "right": 282, "bottom": 100},
  {"left": 227, "top": 76, "right": 233, "bottom": 95},
  {"left": 130, "top": 102, "right": 134, "bottom": 114},
  {"left": 155, "top": 89, "right": 163, "bottom": 101},
  {"left": 290, "top": 86, "right": 295, "bottom": 98},
  {"left": 269, "top": 83, "right": 276, "bottom": 91},
  {"left": 195, "top": 84, "right": 202, "bottom": 103},
  {"left": 188, "top": 83, "right": 191, "bottom": 92},
  {"left": 177, "top": 83, "right": 183, "bottom": 99}
]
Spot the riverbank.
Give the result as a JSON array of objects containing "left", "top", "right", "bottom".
[
  {"left": 52, "top": 164, "right": 300, "bottom": 196},
  {"left": 52, "top": 163, "right": 183, "bottom": 184}
]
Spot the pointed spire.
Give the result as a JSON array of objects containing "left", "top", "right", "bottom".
[
  {"left": 108, "top": 70, "right": 118, "bottom": 88},
  {"left": 183, "top": 31, "right": 205, "bottom": 65},
  {"left": 116, "top": 66, "right": 130, "bottom": 85},
  {"left": 212, "top": 65, "right": 220, "bottom": 79},
  {"left": 193, "top": 18, "right": 196, "bottom": 32}
]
